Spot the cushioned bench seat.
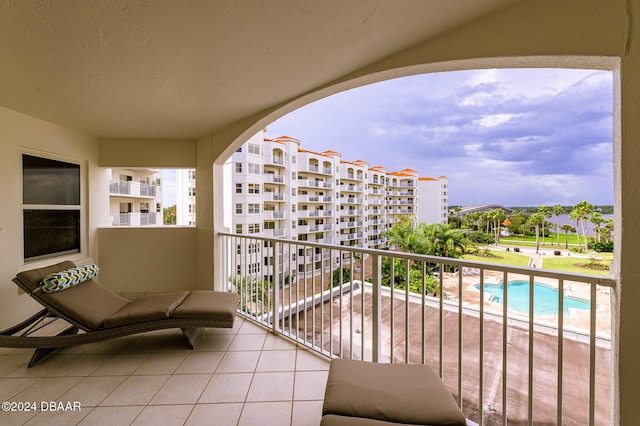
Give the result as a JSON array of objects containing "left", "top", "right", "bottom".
[{"left": 322, "top": 359, "right": 467, "bottom": 426}]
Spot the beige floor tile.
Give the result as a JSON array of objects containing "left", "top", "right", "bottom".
[
  {"left": 150, "top": 374, "right": 210, "bottom": 405},
  {"left": 246, "top": 371, "right": 294, "bottom": 402},
  {"left": 132, "top": 404, "right": 194, "bottom": 426},
  {"left": 6, "top": 354, "right": 76, "bottom": 378},
  {"left": 78, "top": 406, "right": 144, "bottom": 426},
  {"left": 216, "top": 351, "right": 260, "bottom": 373},
  {"left": 237, "top": 321, "right": 268, "bottom": 335},
  {"left": 11, "top": 376, "right": 83, "bottom": 402},
  {"left": 256, "top": 350, "right": 297, "bottom": 372},
  {"left": 23, "top": 405, "right": 90, "bottom": 426},
  {"left": 185, "top": 403, "right": 243, "bottom": 425},
  {"left": 133, "top": 351, "right": 189, "bottom": 375},
  {"left": 120, "top": 335, "right": 170, "bottom": 353},
  {"left": 263, "top": 334, "right": 298, "bottom": 350},
  {"left": 82, "top": 338, "right": 136, "bottom": 354},
  {"left": 59, "top": 375, "right": 127, "bottom": 406},
  {"left": 100, "top": 375, "right": 169, "bottom": 406},
  {"left": 294, "top": 371, "right": 329, "bottom": 400},
  {"left": 0, "top": 354, "right": 33, "bottom": 377},
  {"left": 48, "top": 354, "right": 114, "bottom": 377},
  {"left": 193, "top": 334, "right": 234, "bottom": 352},
  {"left": 198, "top": 373, "right": 252, "bottom": 403},
  {"left": 292, "top": 400, "right": 324, "bottom": 426},
  {"left": 0, "top": 377, "right": 39, "bottom": 400},
  {"left": 228, "top": 333, "right": 266, "bottom": 351},
  {"left": 90, "top": 353, "right": 151, "bottom": 376},
  {"left": 296, "top": 349, "right": 330, "bottom": 371},
  {"left": 174, "top": 351, "right": 224, "bottom": 374},
  {"left": 0, "top": 408, "right": 39, "bottom": 426},
  {"left": 156, "top": 334, "right": 195, "bottom": 352},
  {"left": 238, "top": 401, "right": 292, "bottom": 426}
]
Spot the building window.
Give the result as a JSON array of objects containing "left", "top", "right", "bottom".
[
  {"left": 236, "top": 224, "right": 243, "bottom": 234},
  {"left": 248, "top": 143, "right": 260, "bottom": 155},
  {"left": 236, "top": 183, "right": 243, "bottom": 194},
  {"left": 235, "top": 162, "right": 243, "bottom": 173},
  {"left": 236, "top": 204, "right": 243, "bottom": 214},
  {"left": 22, "top": 154, "right": 81, "bottom": 262},
  {"left": 248, "top": 203, "right": 261, "bottom": 214},
  {"left": 248, "top": 163, "right": 261, "bottom": 174},
  {"left": 248, "top": 183, "right": 261, "bottom": 194},
  {"left": 248, "top": 223, "right": 261, "bottom": 234}
]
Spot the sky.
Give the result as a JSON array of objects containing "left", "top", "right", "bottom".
[{"left": 264, "top": 68, "right": 614, "bottom": 207}]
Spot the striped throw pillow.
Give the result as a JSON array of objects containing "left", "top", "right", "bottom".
[{"left": 40, "top": 264, "right": 101, "bottom": 293}]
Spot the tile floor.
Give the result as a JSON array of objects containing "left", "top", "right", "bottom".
[{"left": 0, "top": 316, "right": 329, "bottom": 425}]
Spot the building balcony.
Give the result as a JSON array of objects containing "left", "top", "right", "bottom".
[
  {"left": 219, "top": 233, "right": 615, "bottom": 426},
  {"left": 264, "top": 174, "right": 285, "bottom": 184},
  {"left": 265, "top": 156, "right": 285, "bottom": 166},
  {"left": 264, "top": 192, "right": 285, "bottom": 202},
  {"left": 264, "top": 211, "right": 285, "bottom": 220}
]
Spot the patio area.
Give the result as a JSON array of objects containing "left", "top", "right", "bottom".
[{"left": 0, "top": 317, "right": 328, "bottom": 426}]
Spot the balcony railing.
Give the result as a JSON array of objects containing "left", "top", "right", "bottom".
[
  {"left": 111, "top": 212, "right": 159, "bottom": 226},
  {"left": 109, "top": 180, "right": 158, "bottom": 197},
  {"left": 219, "top": 233, "right": 615, "bottom": 426}
]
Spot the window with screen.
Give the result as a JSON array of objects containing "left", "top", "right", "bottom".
[{"left": 22, "top": 154, "right": 81, "bottom": 261}]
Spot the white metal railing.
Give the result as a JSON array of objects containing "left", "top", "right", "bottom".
[
  {"left": 111, "top": 212, "right": 159, "bottom": 226},
  {"left": 219, "top": 232, "right": 615, "bottom": 426}
]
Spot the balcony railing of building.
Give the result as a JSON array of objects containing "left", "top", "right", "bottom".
[
  {"left": 111, "top": 212, "right": 159, "bottom": 226},
  {"left": 266, "top": 156, "right": 284, "bottom": 166},
  {"left": 265, "top": 174, "right": 285, "bottom": 184},
  {"left": 219, "top": 232, "right": 615, "bottom": 426},
  {"left": 109, "top": 180, "right": 159, "bottom": 198}
]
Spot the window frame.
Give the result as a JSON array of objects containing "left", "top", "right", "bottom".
[{"left": 21, "top": 152, "right": 85, "bottom": 263}]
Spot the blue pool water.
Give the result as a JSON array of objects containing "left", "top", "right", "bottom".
[{"left": 474, "top": 281, "right": 592, "bottom": 316}]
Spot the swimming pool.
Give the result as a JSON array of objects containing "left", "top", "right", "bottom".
[{"left": 474, "top": 280, "right": 592, "bottom": 316}]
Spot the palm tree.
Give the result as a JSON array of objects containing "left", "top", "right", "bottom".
[
  {"left": 553, "top": 205, "right": 564, "bottom": 245},
  {"left": 490, "top": 208, "right": 505, "bottom": 245},
  {"left": 570, "top": 201, "right": 594, "bottom": 251},
  {"left": 538, "top": 205, "right": 551, "bottom": 246},
  {"left": 560, "top": 224, "right": 576, "bottom": 248},
  {"left": 529, "top": 212, "right": 545, "bottom": 253},
  {"left": 590, "top": 211, "right": 605, "bottom": 243},
  {"left": 422, "top": 223, "right": 466, "bottom": 258}
]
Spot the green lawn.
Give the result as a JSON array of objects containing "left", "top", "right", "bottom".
[
  {"left": 462, "top": 249, "right": 530, "bottom": 267},
  {"left": 499, "top": 234, "right": 585, "bottom": 248},
  {"left": 541, "top": 256, "right": 611, "bottom": 276}
]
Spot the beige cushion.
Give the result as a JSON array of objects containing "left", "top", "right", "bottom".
[
  {"left": 16, "top": 261, "right": 130, "bottom": 330},
  {"left": 323, "top": 359, "right": 466, "bottom": 426},
  {"left": 321, "top": 414, "right": 412, "bottom": 426},
  {"left": 103, "top": 291, "right": 189, "bottom": 328},
  {"left": 172, "top": 291, "right": 239, "bottom": 321}
]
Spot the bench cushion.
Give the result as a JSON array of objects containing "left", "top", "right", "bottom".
[
  {"left": 103, "top": 291, "right": 189, "bottom": 328},
  {"left": 323, "top": 359, "right": 466, "bottom": 426},
  {"left": 172, "top": 291, "right": 239, "bottom": 322}
]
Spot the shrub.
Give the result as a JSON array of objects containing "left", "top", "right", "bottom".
[
  {"left": 570, "top": 247, "right": 584, "bottom": 253},
  {"left": 514, "top": 247, "right": 520, "bottom": 253},
  {"left": 554, "top": 250, "right": 561, "bottom": 256},
  {"left": 592, "top": 241, "right": 614, "bottom": 253},
  {"left": 468, "top": 231, "right": 494, "bottom": 244}
]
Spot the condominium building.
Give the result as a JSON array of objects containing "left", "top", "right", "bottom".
[
  {"left": 175, "top": 169, "right": 197, "bottom": 226},
  {"left": 228, "top": 130, "right": 448, "bottom": 282},
  {"left": 108, "top": 168, "right": 163, "bottom": 226}
]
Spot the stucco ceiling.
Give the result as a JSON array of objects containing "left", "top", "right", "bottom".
[{"left": 0, "top": 0, "right": 516, "bottom": 139}]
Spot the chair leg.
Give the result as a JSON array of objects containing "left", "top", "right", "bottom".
[
  {"left": 27, "top": 325, "right": 80, "bottom": 368},
  {"left": 181, "top": 327, "right": 204, "bottom": 349}
]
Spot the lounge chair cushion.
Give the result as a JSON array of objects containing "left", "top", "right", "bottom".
[
  {"left": 16, "top": 261, "right": 130, "bottom": 330},
  {"left": 172, "top": 290, "right": 239, "bottom": 322},
  {"left": 320, "top": 414, "right": 413, "bottom": 425},
  {"left": 41, "top": 263, "right": 100, "bottom": 293},
  {"left": 103, "top": 291, "right": 190, "bottom": 329},
  {"left": 323, "top": 359, "right": 466, "bottom": 426}
]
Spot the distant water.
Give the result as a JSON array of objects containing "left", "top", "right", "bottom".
[{"left": 542, "top": 214, "right": 613, "bottom": 235}]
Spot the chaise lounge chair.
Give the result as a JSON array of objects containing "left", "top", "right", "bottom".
[{"left": 0, "top": 261, "right": 240, "bottom": 367}]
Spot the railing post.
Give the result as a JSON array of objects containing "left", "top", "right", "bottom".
[
  {"left": 371, "top": 253, "right": 382, "bottom": 362},
  {"left": 272, "top": 240, "right": 280, "bottom": 333}
]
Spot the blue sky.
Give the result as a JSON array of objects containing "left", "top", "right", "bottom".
[{"left": 265, "top": 68, "right": 613, "bottom": 207}]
